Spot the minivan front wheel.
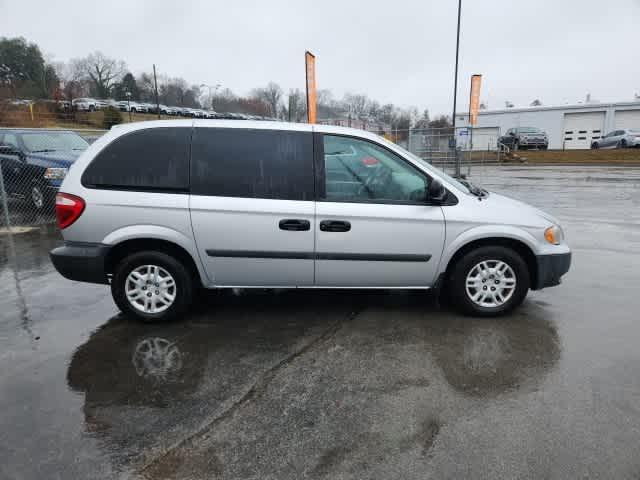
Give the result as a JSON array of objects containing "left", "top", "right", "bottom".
[
  {"left": 449, "top": 246, "right": 530, "bottom": 316},
  {"left": 111, "top": 251, "right": 193, "bottom": 322}
]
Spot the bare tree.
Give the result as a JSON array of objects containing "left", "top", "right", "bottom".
[
  {"left": 343, "top": 93, "right": 369, "bottom": 118},
  {"left": 286, "top": 88, "right": 306, "bottom": 122},
  {"left": 137, "top": 72, "right": 156, "bottom": 102},
  {"left": 71, "top": 51, "right": 126, "bottom": 98},
  {"left": 53, "top": 61, "right": 88, "bottom": 99},
  {"left": 505, "top": 100, "right": 514, "bottom": 108},
  {"left": 530, "top": 99, "right": 542, "bottom": 106},
  {"left": 251, "top": 81, "right": 283, "bottom": 118}
]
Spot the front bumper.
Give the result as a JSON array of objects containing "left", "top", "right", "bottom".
[
  {"left": 50, "top": 242, "right": 111, "bottom": 284},
  {"left": 533, "top": 252, "right": 571, "bottom": 290},
  {"left": 521, "top": 140, "right": 548, "bottom": 147}
]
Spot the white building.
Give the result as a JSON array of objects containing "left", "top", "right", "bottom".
[{"left": 456, "top": 101, "right": 640, "bottom": 150}]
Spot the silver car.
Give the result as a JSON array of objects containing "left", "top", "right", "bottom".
[
  {"left": 591, "top": 129, "right": 640, "bottom": 149},
  {"left": 50, "top": 120, "right": 571, "bottom": 321}
]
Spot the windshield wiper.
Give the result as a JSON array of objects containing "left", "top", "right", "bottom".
[
  {"left": 459, "top": 179, "right": 487, "bottom": 198},
  {"left": 31, "top": 149, "right": 57, "bottom": 153}
]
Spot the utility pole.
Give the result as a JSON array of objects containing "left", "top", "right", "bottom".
[
  {"left": 452, "top": 0, "right": 462, "bottom": 178},
  {"left": 126, "top": 91, "right": 132, "bottom": 122},
  {"left": 153, "top": 64, "right": 160, "bottom": 119}
]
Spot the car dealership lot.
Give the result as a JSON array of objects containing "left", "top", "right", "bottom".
[{"left": 1, "top": 165, "right": 640, "bottom": 480}]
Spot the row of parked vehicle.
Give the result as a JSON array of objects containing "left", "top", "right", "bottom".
[
  {"left": 497, "top": 126, "right": 640, "bottom": 150},
  {"left": 69, "top": 98, "right": 270, "bottom": 120},
  {"left": 4, "top": 98, "right": 272, "bottom": 121}
]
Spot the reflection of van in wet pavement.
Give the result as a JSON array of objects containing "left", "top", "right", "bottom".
[
  {"left": 51, "top": 120, "right": 570, "bottom": 321},
  {"left": 65, "top": 290, "right": 560, "bottom": 477}
]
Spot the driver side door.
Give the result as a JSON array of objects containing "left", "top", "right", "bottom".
[{"left": 313, "top": 133, "right": 445, "bottom": 287}]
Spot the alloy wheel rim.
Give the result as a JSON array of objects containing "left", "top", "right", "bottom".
[
  {"left": 125, "top": 265, "right": 177, "bottom": 314},
  {"left": 32, "top": 186, "right": 43, "bottom": 209},
  {"left": 465, "top": 259, "right": 516, "bottom": 308}
]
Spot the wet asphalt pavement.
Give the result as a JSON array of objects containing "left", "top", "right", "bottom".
[{"left": 1, "top": 165, "right": 640, "bottom": 479}]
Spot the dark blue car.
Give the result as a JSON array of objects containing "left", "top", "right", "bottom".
[{"left": 0, "top": 129, "right": 89, "bottom": 210}]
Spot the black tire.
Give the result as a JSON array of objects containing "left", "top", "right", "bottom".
[
  {"left": 620, "top": 139, "right": 627, "bottom": 149},
  {"left": 513, "top": 141, "right": 519, "bottom": 151},
  {"left": 591, "top": 142, "right": 599, "bottom": 149},
  {"left": 541, "top": 145, "right": 548, "bottom": 150},
  {"left": 448, "top": 246, "right": 530, "bottom": 317},
  {"left": 89, "top": 105, "right": 95, "bottom": 112},
  {"left": 111, "top": 251, "right": 194, "bottom": 322}
]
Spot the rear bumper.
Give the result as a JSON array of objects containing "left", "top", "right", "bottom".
[
  {"left": 50, "top": 242, "right": 111, "bottom": 284},
  {"left": 533, "top": 252, "right": 571, "bottom": 290}
]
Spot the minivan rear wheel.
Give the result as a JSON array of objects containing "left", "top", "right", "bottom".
[
  {"left": 449, "top": 246, "right": 530, "bottom": 316},
  {"left": 111, "top": 251, "right": 193, "bottom": 322}
]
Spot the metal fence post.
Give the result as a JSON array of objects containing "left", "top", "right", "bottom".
[{"left": 0, "top": 161, "right": 13, "bottom": 233}]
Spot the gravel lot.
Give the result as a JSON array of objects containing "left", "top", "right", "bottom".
[{"left": 1, "top": 165, "right": 639, "bottom": 479}]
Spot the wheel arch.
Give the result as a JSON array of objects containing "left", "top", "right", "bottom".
[
  {"left": 104, "top": 238, "right": 206, "bottom": 287},
  {"left": 442, "top": 236, "right": 538, "bottom": 288}
]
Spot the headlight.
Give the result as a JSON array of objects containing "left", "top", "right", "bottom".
[
  {"left": 544, "top": 225, "right": 564, "bottom": 245},
  {"left": 44, "top": 167, "right": 68, "bottom": 180}
]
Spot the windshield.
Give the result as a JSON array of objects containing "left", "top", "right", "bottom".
[
  {"left": 518, "top": 127, "right": 543, "bottom": 133},
  {"left": 21, "top": 132, "right": 89, "bottom": 153},
  {"left": 376, "top": 135, "right": 472, "bottom": 194}
]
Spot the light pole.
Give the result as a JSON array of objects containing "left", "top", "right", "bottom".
[
  {"left": 452, "top": 0, "right": 462, "bottom": 178},
  {"left": 125, "top": 91, "right": 132, "bottom": 122},
  {"left": 200, "top": 83, "right": 221, "bottom": 110}
]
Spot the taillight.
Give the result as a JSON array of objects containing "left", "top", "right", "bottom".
[{"left": 55, "top": 193, "right": 85, "bottom": 229}]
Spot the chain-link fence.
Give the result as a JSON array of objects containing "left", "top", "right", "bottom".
[
  {"left": 359, "top": 126, "right": 504, "bottom": 176},
  {"left": 0, "top": 126, "right": 108, "bottom": 232}
]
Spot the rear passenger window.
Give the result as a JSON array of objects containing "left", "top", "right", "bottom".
[
  {"left": 82, "top": 127, "right": 190, "bottom": 191},
  {"left": 190, "top": 128, "right": 313, "bottom": 200}
]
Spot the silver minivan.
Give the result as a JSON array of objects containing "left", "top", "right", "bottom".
[{"left": 50, "top": 120, "right": 571, "bottom": 321}]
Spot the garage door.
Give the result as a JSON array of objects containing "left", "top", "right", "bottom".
[
  {"left": 614, "top": 110, "right": 640, "bottom": 130},
  {"left": 470, "top": 127, "right": 500, "bottom": 151},
  {"left": 563, "top": 112, "right": 605, "bottom": 149}
]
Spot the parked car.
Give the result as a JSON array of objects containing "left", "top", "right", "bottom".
[
  {"left": 158, "top": 104, "right": 172, "bottom": 115},
  {"left": 49, "top": 120, "right": 571, "bottom": 321},
  {"left": 591, "top": 129, "right": 640, "bottom": 149},
  {"left": 141, "top": 103, "right": 158, "bottom": 114},
  {"left": 499, "top": 127, "right": 548, "bottom": 150},
  {"left": 94, "top": 99, "right": 110, "bottom": 110},
  {"left": 72, "top": 98, "right": 98, "bottom": 112},
  {"left": 166, "top": 106, "right": 180, "bottom": 116},
  {"left": 0, "top": 129, "right": 89, "bottom": 210},
  {"left": 116, "top": 101, "right": 131, "bottom": 112}
]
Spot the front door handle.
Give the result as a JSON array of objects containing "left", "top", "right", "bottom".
[
  {"left": 320, "top": 220, "right": 351, "bottom": 232},
  {"left": 279, "top": 219, "right": 311, "bottom": 231}
]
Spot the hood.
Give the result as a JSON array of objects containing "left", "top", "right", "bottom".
[
  {"left": 478, "top": 192, "right": 559, "bottom": 227},
  {"left": 26, "top": 150, "right": 82, "bottom": 168}
]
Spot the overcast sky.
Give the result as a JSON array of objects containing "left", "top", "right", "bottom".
[{"left": 1, "top": 0, "right": 639, "bottom": 115}]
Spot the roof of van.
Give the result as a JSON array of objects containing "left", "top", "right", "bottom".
[{"left": 109, "top": 119, "right": 384, "bottom": 142}]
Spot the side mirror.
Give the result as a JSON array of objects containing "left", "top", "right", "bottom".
[
  {"left": 509, "top": 132, "right": 516, "bottom": 136},
  {"left": 428, "top": 179, "right": 447, "bottom": 203}
]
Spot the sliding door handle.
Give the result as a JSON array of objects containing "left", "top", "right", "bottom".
[
  {"left": 320, "top": 220, "right": 351, "bottom": 232},
  {"left": 279, "top": 219, "right": 311, "bottom": 231}
]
